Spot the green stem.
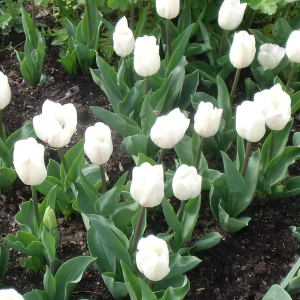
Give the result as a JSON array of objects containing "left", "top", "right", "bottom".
[
  {"left": 145, "top": 76, "right": 150, "bottom": 95},
  {"left": 58, "top": 148, "right": 68, "bottom": 175},
  {"left": 31, "top": 186, "right": 41, "bottom": 229},
  {"left": 129, "top": 205, "right": 146, "bottom": 254},
  {"left": 285, "top": 3, "right": 292, "bottom": 20},
  {"left": 122, "top": 56, "right": 127, "bottom": 85},
  {"left": 85, "top": 0, "right": 92, "bottom": 43},
  {"left": 157, "top": 148, "right": 166, "bottom": 164},
  {"left": 241, "top": 141, "right": 252, "bottom": 177},
  {"left": 286, "top": 62, "right": 297, "bottom": 91},
  {"left": 219, "top": 30, "right": 229, "bottom": 56},
  {"left": 230, "top": 68, "right": 241, "bottom": 105},
  {"left": 177, "top": 200, "right": 186, "bottom": 223},
  {"left": 49, "top": 229, "right": 55, "bottom": 275},
  {"left": 100, "top": 164, "right": 107, "bottom": 194},
  {"left": 195, "top": 137, "right": 205, "bottom": 169},
  {"left": 130, "top": 0, "right": 134, "bottom": 30},
  {"left": 0, "top": 109, "right": 3, "bottom": 141},
  {"left": 148, "top": 279, "right": 153, "bottom": 289},
  {"left": 267, "top": 130, "right": 275, "bottom": 164},
  {"left": 166, "top": 19, "right": 172, "bottom": 65}
]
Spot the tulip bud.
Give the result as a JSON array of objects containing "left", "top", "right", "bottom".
[
  {"left": 0, "top": 289, "right": 24, "bottom": 300},
  {"left": 13, "top": 138, "right": 47, "bottom": 186},
  {"left": 286, "top": 30, "right": 300, "bottom": 63},
  {"left": 254, "top": 84, "right": 291, "bottom": 131},
  {"left": 257, "top": 44, "right": 285, "bottom": 70},
  {"left": 134, "top": 35, "right": 160, "bottom": 77},
  {"left": 0, "top": 71, "right": 11, "bottom": 110},
  {"left": 43, "top": 206, "right": 57, "bottom": 230},
  {"left": 113, "top": 16, "right": 135, "bottom": 58},
  {"left": 156, "top": 0, "right": 180, "bottom": 19},
  {"left": 84, "top": 123, "right": 113, "bottom": 165},
  {"left": 136, "top": 235, "right": 170, "bottom": 281},
  {"left": 194, "top": 102, "right": 223, "bottom": 138},
  {"left": 130, "top": 162, "right": 164, "bottom": 207},
  {"left": 236, "top": 101, "right": 266, "bottom": 142},
  {"left": 33, "top": 100, "right": 77, "bottom": 148},
  {"left": 218, "top": 0, "right": 247, "bottom": 31},
  {"left": 150, "top": 108, "right": 190, "bottom": 149},
  {"left": 172, "top": 165, "right": 202, "bottom": 201},
  {"left": 230, "top": 31, "right": 256, "bottom": 69}
]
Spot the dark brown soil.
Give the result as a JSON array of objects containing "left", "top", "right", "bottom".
[{"left": 1, "top": 27, "right": 300, "bottom": 300}]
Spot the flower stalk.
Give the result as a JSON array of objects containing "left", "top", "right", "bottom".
[
  {"left": 100, "top": 164, "right": 107, "bottom": 194},
  {"left": 241, "top": 141, "right": 252, "bottom": 177},
  {"left": 31, "top": 185, "right": 41, "bottom": 229},
  {"left": 166, "top": 19, "right": 172, "bottom": 65},
  {"left": 230, "top": 68, "right": 241, "bottom": 105},
  {"left": 58, "top": 148, "right": 68, "bottom": 175},
  {"left": 157, "top": 148, "right": 166, "bottom": 164},
  {"left": 219, "top": 30, "right": 229, "bottom": 56},
  {"left": 129, "top": 206, "right": 146, "bottom": 254},
  {"left": 286, "top": 62, "right": 297, "bottom": 91},
  {"left": 195, "top": 137, "right": 205, "bottom": 169},
  {"left": 177, "top": 200, "right": 186, "bottom": 223},
  {"left": 267, "top": 130, "right": 275, "bottom": 165},
  {"left": 145, "top": 76, "right": 150, "bottom": 95}
]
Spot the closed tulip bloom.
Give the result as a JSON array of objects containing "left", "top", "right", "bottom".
[
  {"left": 136, "top": 235, "right": 170, "bottom": 281},
  {"left": 150, "top": 108, "right": 190, "bottom": 149},
  {"left": 113, "top": 16, "right": 135, "bottom": 57},
  {"left": 254, "top": 84, "right": 291, "bottom": 131},
  {"left": 84, "top": 123, "right": 113, "bottom": 165},
  {"left": 33, "top": 100, "right": 77, "bottom": 148},
  {"left": 172, "top": 165, "right": 202, "bottom": 201},
  {"left": 156, "top": 0, "right": 180, "bottom": 19},
  {"left": 0, "top": 289, "right": 24, "bottom": 300},
  {"left": 130, "top": 162, "right": 164, "bottom": 207},
  {"left": 236, "top": 101, "right": 266, "bottom": 142},
  {"left": 194, "top": 102, "right": 223, "bottom": 138},
  {"left": 134, "top": 36, "right": 160, "bottom": 77},
  {"left": 258, "top": 44, "right": 285, "bottom": 70},
  {"left": 218, "top": 0, "right": 247, "bottom": 31},
  {"left": 43, "top": 206, "right": 57, "bottom": 230},
  {"left": 13, "top": 138, "right": 47, "bottom": 186},
  {"left": 0, "top": 71, "right": 11, "bottom": 109},
  {"left": 286, "top": 30, "right": 300, "bottom": 63},
  {"left": 230, "top": 31, "right": 256, "bottom": 69}
]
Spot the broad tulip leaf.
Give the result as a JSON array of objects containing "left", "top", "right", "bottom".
[
  {"left": 20, "top": 256, "right": 43, "bottom": 272},
  {"left": 15, "top": 200, "right": 35, "bottom": 234},
  {"left": 291, "top": 90, "right": 300, "bottom": 115},
  {"left": 217, "top": 76, "right": 231, "bottom": 123},
  {"left": 283, "top": 177, "right": 300, "bottom": 198},
  {"left": 174, "top": 135, "right": 194, "bottom": 166},
  {"left": 121, "top": 261, "right": 142, "bottom": 300},
  {"left": 44, "top": 266, "right": 56, "bottom": 300},
  {"left": 210, "top": 185, "right": 229, "bottom": 222},
  {"left": 286, "top": 276, "right": 300, "bottom": 295},
  {"left": 161, "top": 198, "right": 184, "bottom": 234},
  {"left": 0, "top": 244, "right": 9, "bottom": 281},
  {"left": 201, "top": 169, "right": 226, "bottom": 190},
  {"left": 47, "top": 159, "right": 61, "bottom": 180},
  {"left": 102, "top": 272, "right": 128, "bottom": 300},
  {"left": 24, "top": 290, "right": 46, "bottom": 300},
  {"left": 236, "top": 135, "right": 245, "bottom": 171},
  {"left": 139, "top": 279, "right": 157, "bottom": 300},
  {"left": 282, "top": 256, "right": 300, "bottom": 289},
  {"left": 191, "top": 92, "right": 218, "bottom": 110},
  {"left": 41, "top": 227, "right": 56, "bottom": 263},
  {"left": 132, "top": 153, "right": 156, "bottom": 166},
  {"left": 0, "top": 166, "right": 17, "bottom": 193},
  {"left": 134, "top": 5, "right": 149, "bottom": 39},
  {"left": 262, "top": 285, "right": 292, "bottom": 300},
  {"left": 80, "top": 164, "right": 104, "bottom": 190},
  {"left": 272, "top": 18, "right": 292, "bottom": 46}
]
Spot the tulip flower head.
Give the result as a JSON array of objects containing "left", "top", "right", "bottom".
[
  {"left": 0, "top": 289, "right": 24, "bottom": 300},
  {"left": 230, "top": 31, "right": 256, "bottom": 69},
  {"left": 218, "top": 0, "right": 247, "bottom": 31},
  {"left": 172, "top": 165, "right": 202, "bottom": 201},
  {"left": 254, "top": 84, "right": 291, "bottom": 131},
  {"left": 257, "top": 44, "right": 285, "bottom": 70},
  {"left": 43, "top": 206, "right": 57, "bottom": 230},
  {"left": 134, "top": 35, "right": 160, "bottom": 77},
  {"left": 194, "top": 102, "right": 223, "bottom": 138},
  {"left": 236, "top": 101, "right": 266, "bottom": 142},
  {"left": 113, "top": 16, "right": 135, "bottom": 57},
  {"left": 130, "top": 162, "right": 164, "bottom": 207},
  {"left": 286, "top": 30, "right": 300, "bottom": 63},
  {"left": 0, "top": 71, "right": 11, "bottom": 110},
  {"left": 13, "top": 138, "right": 47, "bottom": 186},
  {"left": 84, "top": 122, "right": 113, "bottom": 165},
  {"left": 136, "top": 235, "right": 170, "bottom": 281},
  {"left": 150, "top": 108, "right": 190, "bottom": 149},
  {"left": 33, "top": 100, "right": 77, "bottom": 148},
  {"left": 156, "top": 0, "right": 180, "bottom": 19}
]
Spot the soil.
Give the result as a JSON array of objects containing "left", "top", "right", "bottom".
[{"left": 1, "top": 22, "right": 300, "bottom": 300}]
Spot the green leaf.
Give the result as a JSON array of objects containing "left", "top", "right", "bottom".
[
  {"left": 262, "top": 285, "right": 292, "bottom": 300},
  {"left": 174, "top": 135, "right": 194, "bottom": 166},
  {"left": 0, "top": 167, "right": 17, "bottom": 193},
  {"left": 0, "top": 244, "right": 9, "bottom": 281},
  {"left": 24, "top": 290, "right": 45, "bottom": 300},
  {"left": 217, "top": 76, "right": 231, "bottom": 123},
  {"left": 47, "top": 159, "right": 61, "bottom": 180},
  {"left": 134, "top": 5, "right": 149, "bottom": 39},
  {"left": 249, "top": 0, "right": 278, "bottom": 15},
  {"left": 156, "top": 276, "right": 190, "bottom": 300},
  {"left": 102, "top": 272, "right": 128, "bottom": 300},
  {"left": 15, "top": 200, "right": 35, "bottom": 234},
  {"left": 41, "top": 227, "right": 56, "bottom": 263},
  {"left": 44, "top": 266, "right": 56, "bottom": 300},
  {"left": 121, "top": 261, "right": 142, "bottom": 300},
  {"left": 139, "top": 279, "right": 157, "bottom": 300},
  {"left": 161, "top": 198, "right": 184, "bottom": 234},
  {"left": 80, "top": 164, "right": 104, "bottom": 190}
]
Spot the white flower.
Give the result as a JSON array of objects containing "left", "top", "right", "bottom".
[
  {"left": 134, "top": 36, "right": 160, "bottom": 77},
  {"left": 0, "top": 289, "right": 24, "bottom": 300},
  {"left": 0, "top": 71, "right": 11, "bottom": 110},
  {"left": 194, "top": 102, "right": 223, "bottom": 138},
  {"left": 13, "top": 138, "right": 47, "bottom": 186},
  {"left": 286, "top": 30, "right": 300, "bottom": 63},
  {"left": 136, "top": 235, "right": 170, "bottom": 281},
  {"left": 156, "top": 0, "right": 180, "bottom": 19},
  {"left": 172, "top": 165, "right": 202, "bottom": 201},
  {"left": 113, "top": 16, "right": 135, "bottom": 57},
  {"left": 236, "top": 101, "right": 266, "bottom": 142},
  {"left": 150, "top": 108, "right": 190, "bottom": 149},
  {"left": 230, "top": 31, "right": 256, "bottom": 69},
  {"left": 84, "top": 123, "right": 113, "bottom": 165},
  {"left": 254, "top": 84, "right": 291, "bottom": 131},
  {"left": 33, "top": 100, "right": 77, "bottom": 148},
  {"left": 257, "top": 44, "right": 285, "bottom": 70},
  {"left": 130, "top": 162, "right": 164, "bottom": 207},
  {"left": 218, "top": 0, "right": 247, "bottom": 31}
]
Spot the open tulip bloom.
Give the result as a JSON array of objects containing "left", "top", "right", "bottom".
[
  {"left": 258, "top": 44, "right": 285, "bottom": 70},
  {"left": 0, "top": 71, "right": 11, "bottom": 140},
  {"left": 0, "top": 289, "right": 24, "bottom": 300}
]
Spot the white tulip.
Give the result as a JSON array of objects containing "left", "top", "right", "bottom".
[
  {"left": 254, "top": 84, "right": 291, "bottom": 131},
  {"left": 0, "top": 289, "right": 24, "bottom": 300},
  {"left": 257, "top": 44, "right": 285, "bottom": 70},
  {"left": 172, "top": 165, "right": 202, "bottom": 201},
  {"left": 236, "top": 101, "right": 266, "bottom": 142},
  {"left": 130, "top": 162, "right": 164, "bottom": 207},
  {"left": 33, "top": 100, "right": 77, "bottom": 148},
  {"left": 156, "top": 0, "right": 180, "bottom": 19},
  {"left": 150, "top": 108, "right": 190, "bottom": 149},
  {"left": 230, "top": 31, "right": 256, "bottom": 69},
  {"left": 218, "top": 0, "right": 247, "bottom": 31},
  {"left": 136, "top": 235, "right": 170, "bottom": 281},
  {"left": 0, "top": 71, "right": 11, "bottom": 110},
  {"left": 13, "top": 138, "right": 47, "bottom": 186},
  {"left": 286, "top": 30, "right": 300, "bottom": 63},
  {"left": 134, "top": 36, "right": 160, "bottom": 77},
  {"left": 84, "top": 123, "right": 113, "bottom": 165},
  {"left": 194, "top": 102, "right": 223, "bottom": 138},
  {"left": 113, "top": 16, "right": 135, "bottom": 57}
]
